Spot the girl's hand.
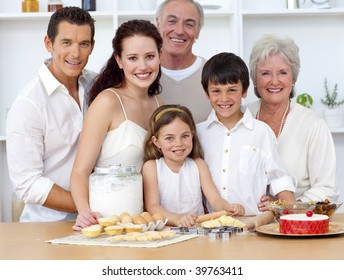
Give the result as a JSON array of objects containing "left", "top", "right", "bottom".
[
  {"left": 177, "top": 214, "right": 197, "bottom": 227},
  {"left": 72, "top": 210, "right": 101, "bottom": 231},
  {"left": 226, "top": 204, "right": 245, "bottom": 216}
]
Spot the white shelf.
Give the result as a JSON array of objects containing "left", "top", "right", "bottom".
[
  {"left": 0, "top": 10, "right": 234, "bottom": 20},
  {"left": 243, "top": 7, "right": 344, "bottom": 17},
  {"left": 0, "top": 11, "right": 115, "bottom": 21},
  {"left": 329, "top": 127, "right": 344, "bottom": 133},
  {"left": 117, "top": 9, "right": 233, "bottom": 18}
]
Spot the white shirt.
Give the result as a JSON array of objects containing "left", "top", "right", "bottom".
[
  {"left": 248, "top": 100, "right": 339, "bottom": 202},
  {"left": 197, "top": 108, "right": 295, "bottom": 215},
  {"left": 156, "top": 157, "right": 204, "bottom": 216},
  {"left": 6, "top": 59, "right": 97, "bottom": 222},
  {"left": 161, "top": 56, "right": 203, "bottom": 81}
]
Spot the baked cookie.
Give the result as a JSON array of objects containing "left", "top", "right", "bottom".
[
  {"left": 98, "top": 215, "right": 119, "bottom": 227},
  {"left": 104, "top": 225, "right": 124, "bottom": 235},
  {"left": 81, "top": 224, "right": 103, "bottom": 237}
]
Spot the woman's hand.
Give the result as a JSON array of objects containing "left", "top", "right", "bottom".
[{"left": 72, "top": 210, "right": 101, "bottom": 231}]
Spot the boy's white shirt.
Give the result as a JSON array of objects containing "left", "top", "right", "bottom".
[{"left": 196, "top": 107, "right": 295, "bottom": 215}]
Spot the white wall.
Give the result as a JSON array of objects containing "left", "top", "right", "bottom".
[
  {"left": 0, "top": 142, "right": 3, "bottom": 221},
  {"left": 333, "top": 134, "right": 344, "bottom": 212},
  {"left": 0, "top": 141, "right": 11, "bottom": 221},
  {"left": 1, "top": 0, "right": 343, "bottom": 221}
]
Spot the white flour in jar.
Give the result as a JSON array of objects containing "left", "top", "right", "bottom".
[{"left": 89, "top": 167, "right": 143, "bottom": 217}]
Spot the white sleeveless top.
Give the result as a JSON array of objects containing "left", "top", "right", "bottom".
[
  {"left": 156, "top": 157, "right": 204, "bottom": 215},
  {"left": 96, "top": 89, "right": 159, "bottom": 172}
]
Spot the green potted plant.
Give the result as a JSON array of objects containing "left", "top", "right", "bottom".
[
  {"left": 321, "top": 78, "right": 344, "bottom": 128},
  {"left": 296, "top": 93, "right": 313, "bottom": 108}
]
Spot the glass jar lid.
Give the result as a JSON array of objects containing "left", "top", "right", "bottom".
[{"left": 94, "top": 164, "right": 137, "bottom": 174}]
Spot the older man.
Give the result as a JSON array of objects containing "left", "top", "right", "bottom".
[{"left": 156, "top": 0, "right": 211, "bottom": 123}]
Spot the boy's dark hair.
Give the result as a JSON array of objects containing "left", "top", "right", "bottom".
[
  {"left": 201, "top": 52, "right": 250, "bottom": 95},
  {"left": 47, "top": 6, "right": 95, "bottom": 44}
]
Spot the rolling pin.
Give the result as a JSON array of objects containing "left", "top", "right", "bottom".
[
  {"left": 196, "top": 210, "right": 229, "bottom": 223},
  {"left": 245, "top": 211, "right": 274, "bottom": 231}
]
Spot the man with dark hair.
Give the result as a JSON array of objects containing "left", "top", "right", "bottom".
[{"left": 6, "top": 7, "right": 97, "bottom": 222}]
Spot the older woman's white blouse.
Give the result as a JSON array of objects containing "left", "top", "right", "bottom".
[{"left": 248, "top": 100, "right": 339, "bottom": 202}]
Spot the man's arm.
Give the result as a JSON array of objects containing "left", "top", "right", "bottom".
[{"left": 43, "top": 184, "right": 77, "bottom": 213}]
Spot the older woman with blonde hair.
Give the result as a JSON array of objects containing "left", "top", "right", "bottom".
[{"left": 247, "top": 34, "right": 339, "bottom": 209}]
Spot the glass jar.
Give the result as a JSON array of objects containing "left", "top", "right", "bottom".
[
  {"left": 89, "top": 165, "right": 143, "bottom": 217},
  {"left": 82, "top": 0, "right": 96, "bottom": 11},
  {"left": 22, "top": 0, "right": 39, "bottom": 13},
  {"left": 48, "top": 0, "right": 63, "bottom": 12}
]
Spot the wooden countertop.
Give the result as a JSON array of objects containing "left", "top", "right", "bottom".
[{"left": 1, "top": 214, "right": 344, "bottom": 260}]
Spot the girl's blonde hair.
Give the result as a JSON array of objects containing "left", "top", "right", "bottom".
[{"left": 143, "top": 104, "right": 204, "bottom": 162}]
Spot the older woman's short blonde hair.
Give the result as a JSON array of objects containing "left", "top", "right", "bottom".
[{"left": 249, "top": 34, "right": 300, "bottom": 98}]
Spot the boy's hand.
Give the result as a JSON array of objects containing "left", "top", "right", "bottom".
[{"left": 258, "top": 195, "right": 272, "bottom": 212}]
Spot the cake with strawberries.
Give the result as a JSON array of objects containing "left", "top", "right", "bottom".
[{"left": 279, "top": 213, "right": 329, "bottom": 235}]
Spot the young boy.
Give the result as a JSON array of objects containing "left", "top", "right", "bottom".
[{"left": 196, "top": 52, "right": 295, "bottom": 215}]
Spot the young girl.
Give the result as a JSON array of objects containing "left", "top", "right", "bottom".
[{"left": 142, "top": 104, "right": 244, "bottom": 227}]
